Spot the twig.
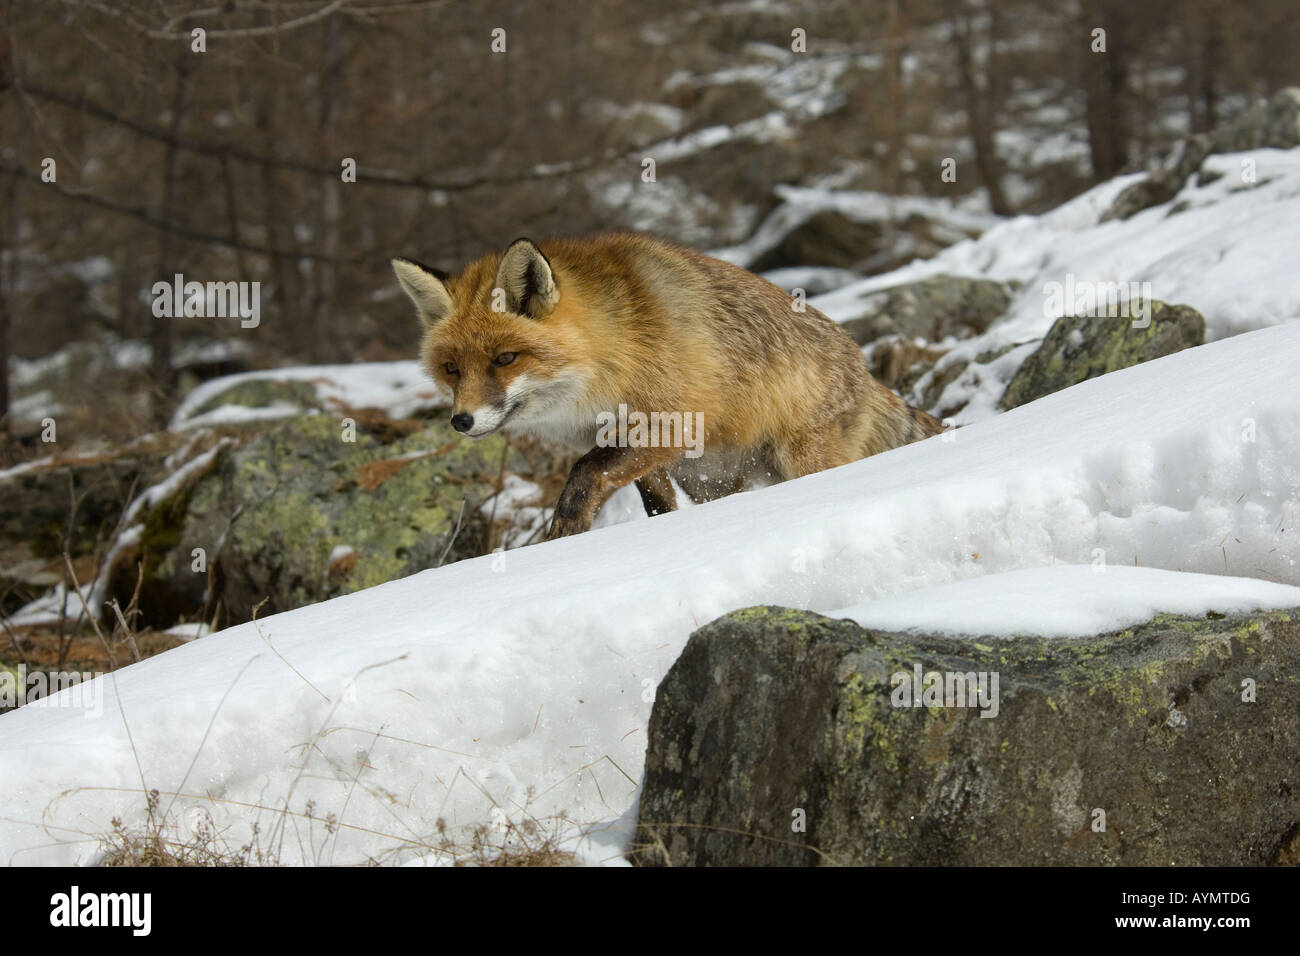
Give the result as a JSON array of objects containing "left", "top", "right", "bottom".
[
  {"left": 485, "top": 440, "right": 510, "bottom": 552},
  {"left": 250, "top": 597, "right": 329, "bottom": 703},
  {"left": 145, "top": 0, "right": 352, "bottom": 40},
  {"left": 435, "top": 500, "right": 466, "bottom": 568},
  {"left": 0, "top": 611, "right": 31, "bottom": 669}
]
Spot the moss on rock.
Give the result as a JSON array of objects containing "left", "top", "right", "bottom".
[
  {"left": 999, "top": 300, "right": 1205, "bottom": 410},
  {"left": 117, "top": 413, "right": 520, "bottom": 627},
  {"left": 636, "top": 604, "right": 1300, "bottom": 866}
]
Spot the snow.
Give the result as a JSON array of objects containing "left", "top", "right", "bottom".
[
  {"left": 590, "top": 174, "right": 759, "bottom": 247},
  {"left": 170, "top": 361, "right": 448, "bottom": 429},
  {"left": 760, "top": 265, "right": 864, "bottom": 295},
  {"left": 6, "top": 389, "right": 61, "bottom": 428},
  {"left": 165, "top": 623, "right": 211, "bottom": 643},
  {"left": 4, "top": 582, "right": 96, "bottom": 629},
  {"left": 713, "top": 184, "right": 1001, "bottom": 269},
  {"left": 837, "top": 565, "right": 1300, "bottom": 639},
  {"left": 174, "top": 401, "right": 304, "bottom": 431},
  {"left": 1, "top": 319, "right": 1297, "bottom": 866},
  {"left": 811, "top": 148, "right": 1300, "bottom": 423}
]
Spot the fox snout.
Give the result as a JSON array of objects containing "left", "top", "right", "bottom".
[{"left": 449, "top": 398, "right": 515, "bottom": 438}]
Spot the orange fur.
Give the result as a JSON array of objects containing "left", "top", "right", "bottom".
[{"left": 393, "top": 233, "right": 942, "bottom": 539}]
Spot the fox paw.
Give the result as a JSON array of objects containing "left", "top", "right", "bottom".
[{"left": 543, "top": 513, "right": 589, "bottom": 541}]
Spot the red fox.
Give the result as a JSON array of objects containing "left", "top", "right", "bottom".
[{"left": 392, "top": 233, "right": 942, "bottom": 540}]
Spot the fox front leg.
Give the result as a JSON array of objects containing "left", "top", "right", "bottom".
[
  {"left": 545, "top": 445, "right": 679, "bottom": 540},
  {"left": 634, "top": 467, "right": 678, "bottom": 517}
]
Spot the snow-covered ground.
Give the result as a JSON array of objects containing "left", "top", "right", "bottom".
[
  {"left": 812, "top": 148, "right": 1300, "bottom": 422},
  {"left": 2, "top": 317, "right": 1297, "bottom": 866}
]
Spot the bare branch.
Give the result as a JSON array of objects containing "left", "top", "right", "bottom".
[
  {"left": 146, "top": 0, "right": 352, "bottom": 41},
  {"left": 0, "top": 162, "right": 365, "bottom": 263}
]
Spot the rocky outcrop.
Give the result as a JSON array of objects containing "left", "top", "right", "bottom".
[
  {"left": 840, "top": 275, "right": 1018, "bottom": 347},
  {"left": 750, "top": 211, "right": 984, "bottom": 276},
  {"left": 635, "top": 605, "right": 1300, "bottom": 866},
  {"left": 105, "top": 413, "right": 519, "bottom": 628},
  {"left": 1102, "top": 87, "right": 1300, "bottom": 222},
  {"left": 902, "top": 341, "right": 1020, "bottom": 421},
  {"left": 830, "top": 274, "right": 1018, "bottom": 396},
  {"left": 999, "top": 300, "right": 1205, "bottom": 410}
]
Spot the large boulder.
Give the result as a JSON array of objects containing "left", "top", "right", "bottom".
[
  {"left": 998, "top": 300, "right": 1205, "bottom": 410},
  {"left": 840, "top": 275, "right": 1018, "bottom": 347},
  {"left": 635, "top": 605, "right": 1300, "bottom": 866},
  {"left": 105, "top": 414, "right": 519, "bottom": 628}
]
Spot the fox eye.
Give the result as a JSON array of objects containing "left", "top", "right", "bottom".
[
  {"left": 493, "top": 352, "right": 517, "bottom": 367},
  {"left": 443, "top": 361, "right": 458, "bottom": 375}
]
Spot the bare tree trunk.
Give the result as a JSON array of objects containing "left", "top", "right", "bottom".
[
  {"left": 1199, "top": 25, "right": 1222, "bottom": 132},
  {"left": 949, "top": 0, "right": 1012, "bottom": 214},
  {"left": 1081, "top": 0, "right": 1131, "bottom": 179},
  {"left": 257, "top": 92, "right": 302, "bottom": 354},
  {"left": 0, "top": 154, "right": 19, "bottom": 440},
  {"left": 1, "top": 19, "right": 25, "bottom": 440},
  {"left": 153, "top": 39, "right": 197, "bottom": 418},
  {"left": 883, "top": 0, "right": 908, "bottom": 196},
  {"left": 310, "top": 12, "right": 343, "bottom": 363}
]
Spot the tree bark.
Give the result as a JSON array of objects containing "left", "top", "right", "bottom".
[
  {"left": 310, "top": 12, "right": 343, "bottom": 363},
  {"left": 949, "top": 0, "right": 1012, "bottom": 214},
  {"left": 153, "top": 37, "right": 197, "bottom": 417}
]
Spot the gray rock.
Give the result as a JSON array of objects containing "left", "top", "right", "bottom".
[
  {"left": 1102, "top": 87, "right": 1300, "bottom": 222},
  {"left": 184, "top": 377, "right": 324, "bottom": 420},
  {"left": 908, "top": 342, "right": 1018, "bottom": 420},
  {"left": 634, "top": 605, "right": 1300, "bottom": 866},
  {"left": 998, "top": 300, "right": 1205, "bottom": 411},
  {"left": 840, "top": 275, "right": 1017, "bottom": 346},
  {"left": 104, "top": 415, "right": 521, "bottom": 628},
  {"left": 750, "top": 212, "right": 983, "bottom": 276}
]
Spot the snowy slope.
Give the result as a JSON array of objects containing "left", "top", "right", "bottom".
[
  {"left": 812, "top": 148, "right": 1300, "bottom": 422},
  {"left": 2, "top": 320, "right": 1297, "bottom": 866}
]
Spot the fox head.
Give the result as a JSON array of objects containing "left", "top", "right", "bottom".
[{"left": 392, "top": 239, "right": 590, "bottom": 439}]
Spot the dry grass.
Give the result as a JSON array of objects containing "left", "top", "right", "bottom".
[
  {"left": 94, "top": 793, "right": 581, "bottom": 867},
  {"left": 443, "top": 816, "right": 577, "bottom": 868},
  {"left": 97, "top": 792, "right": 275, "bottom": 867}
]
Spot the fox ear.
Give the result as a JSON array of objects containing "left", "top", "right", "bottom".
[
  {"left": 495, "top": 238, "right": 559, "bottom": 319},
  {"left": 392, "top": 257, "right": 454, "bottom": 327}
]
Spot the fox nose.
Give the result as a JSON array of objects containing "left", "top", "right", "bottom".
[{"left": 451, "top": 412, "right": 474, "bottom": 433}]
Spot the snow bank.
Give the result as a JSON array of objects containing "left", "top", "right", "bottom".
[
  {"left": 837, "top": 565, "right": 1300, "bottom": 639},
  {"left": 813, "top": 148, "right": 1300, "bottom": 422},
  {"left": 1, "top": 321, "right": 1297, "bottom": 866}
]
